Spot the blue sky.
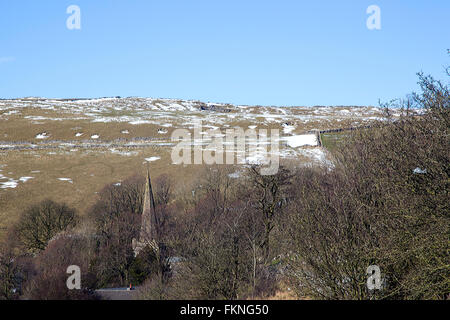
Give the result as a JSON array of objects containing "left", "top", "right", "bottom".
[{"left": 0, "top": 1, "right": 448, "bottom": 106}]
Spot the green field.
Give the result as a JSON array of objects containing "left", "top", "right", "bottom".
[{"left": 320, "top": 131, "right": 348, "bottom": 151}]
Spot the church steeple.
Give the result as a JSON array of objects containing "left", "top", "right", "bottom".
[
  {"left": 140, "top": 168, "right": 158, "bottom": 241},
  {"left": 132, "top": 166, "right": 159, "bottom": 256}
]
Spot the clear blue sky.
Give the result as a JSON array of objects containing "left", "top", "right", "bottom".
[{"left": 0, "top": 1, "right": 448, "bottom": 106}]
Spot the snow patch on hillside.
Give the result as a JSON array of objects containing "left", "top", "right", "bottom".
[
  {"left": 145, "top": 157, "right": 160, "bottom": 162},
  {"left": 284, "top": 134, "right": 318, "bottom": 147},
  {"left": 35, "top": 132, "right": 50, "bottom": 139}
]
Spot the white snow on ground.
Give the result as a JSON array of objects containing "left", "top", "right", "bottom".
[
  {"left": 158, "top": 128, "right": 168, "bottom": 134},
  {"left": 58, "top": 178, "right": 73, "bottom": 183},
  {"left": 248, "top": 125, "right": 257, "bottom": 129},
  {"left": 298, "top": 148, "right": 334, "bottom": 168},
  {"left": 35, "top": 132, "right": 50, "bottom": 139},
  {"left": 284, "top": 134, "right": 318, "bottom": 147},
  {"left": 2, "top": 110, "right": 20, "bottom": 116},
  {"left": 121, "top": 130, "right": 129, "bottom": 134},
  {"left": 0, "top": 180, "right": 18, "bottom": 189},
  {"left": 90, "top": 135, "right": 99, "bottom": 139},
  {"left": 109, "top": 148, "right": 138, "bottom": 156},
  {"left": 75, "top": 133, "right": 83, "bottom": 137},
  {"left": 299, "top": 148, "right": 325, "bottom": 161},
  {"left": 0, "top": 171, "right": 21, "bottom": 189},
  {"left": 19, "top": 177, "right": 34, "bottom": 183},
  {"left": 282, "top": 123, "right": 296, "bottom": 134},
  {"left": 246, "top": 147, "right": 270, "bottom": 165},
  {"left": 129, "top": 120, "right": 152, "bottom": 125},
  {"left": 145, "top": 157, "right": 160, "bottom": 162}
]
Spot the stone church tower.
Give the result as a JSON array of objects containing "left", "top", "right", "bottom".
[{"left": 132, "top": 168, "right": 158, "bottom": 256}]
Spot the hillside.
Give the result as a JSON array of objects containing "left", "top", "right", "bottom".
[{"left": 0, "top": 97, "right": 406, "bottom": 240}]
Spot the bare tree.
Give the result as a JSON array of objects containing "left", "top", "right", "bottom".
[
  {"left": 247, "top": 166, "right": 291, "bottom": 263},
  {"left": 22, "top": 234, "right": 98, "bottom": 300},
  {"left": 15, "top": 200, "right": 77, "bottom": 253},
  {"left": 286, "top": 69, "right": 449, "bottom": 300}
]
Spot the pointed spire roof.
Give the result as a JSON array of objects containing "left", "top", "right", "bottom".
[{"left": 139, "top": 166, "right": 158, "bottom": 243}]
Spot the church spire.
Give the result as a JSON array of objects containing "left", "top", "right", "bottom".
[{"left": 132, "top": 165, "right": 159, "bottom": 256}]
